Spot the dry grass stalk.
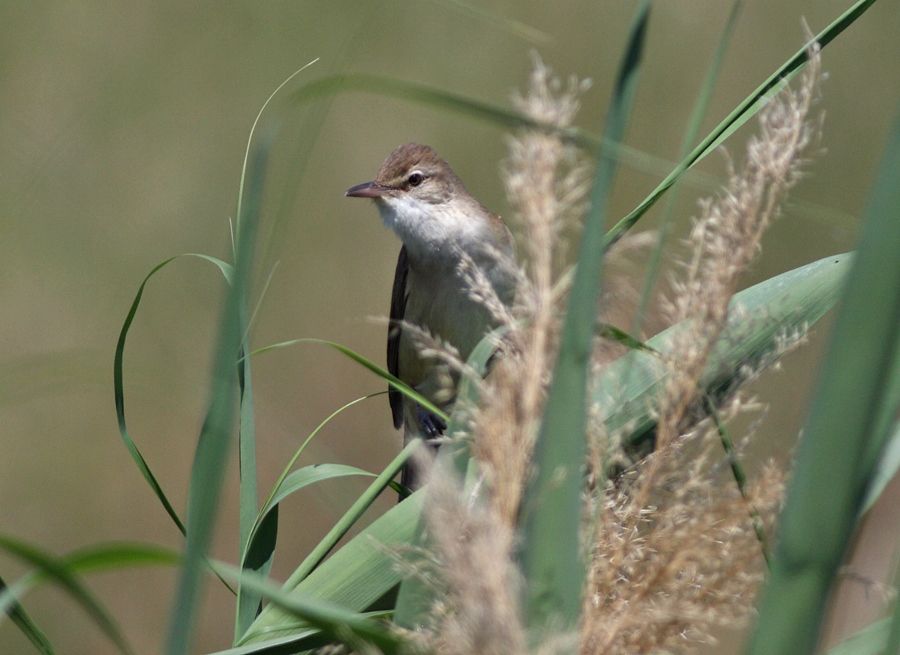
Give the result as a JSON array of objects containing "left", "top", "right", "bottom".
[
  {"left": 581, "top": 454, "right": 784, "bottom": 654},
  {"left": 410, "top": 56, "right": 590, "bottom": 654},
  {"left": 419, "top": 462, "right": 527, "bottom": 655},
  {"left": 636, "top": 43, "right": 821, "bottom": 507},
  {"left": 580, "top": 44, "right": 822, "bottom": 654},
  {"left": 472, "top": 56, "right": 591, "bottom": 527},
  {"left": 412, "top": 41, "right": 821, "bottom": 655}
]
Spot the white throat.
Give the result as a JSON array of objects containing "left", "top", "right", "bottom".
[{"left": 376, "top": 195, "right": 488, "bottom": 266}]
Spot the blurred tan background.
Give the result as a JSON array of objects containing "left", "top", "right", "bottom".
[{"left": 1, "top": 1, "right": 898, "bottom": 653}]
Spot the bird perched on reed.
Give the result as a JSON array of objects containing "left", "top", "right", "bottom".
[{"left": 346, "top": 143, "right": 516, "bottom": 493}]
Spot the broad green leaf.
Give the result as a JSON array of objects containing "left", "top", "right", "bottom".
[
  {"left": 241, "top": 491, "right": 425, "bottom": 646},
  {"left": 217, "top": 563, "right": 403, "bottom": 654},
  {"left": 596, "top": 253, "right": 853, "bottom": 461},
  {"left": 518, "top": 0, "right": 650, "bottom": 632},
  {"left": 241, "top": 252, "right": 851, "bottom": 646},
  {"left": 748, "top": 113, "right": 900, "bottom": 655}
]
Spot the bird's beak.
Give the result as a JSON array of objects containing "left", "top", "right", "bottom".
[{"left": 345, "top": 181, "right": 387, "bottom": 198}]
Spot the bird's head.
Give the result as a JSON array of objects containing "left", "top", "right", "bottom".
[{"left": 346, "top": 143, "right": 497, "bottom": 261}]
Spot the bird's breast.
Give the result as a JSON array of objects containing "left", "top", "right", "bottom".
[{"left": 398, "top": 266, "right": 501, "bottom": 390}]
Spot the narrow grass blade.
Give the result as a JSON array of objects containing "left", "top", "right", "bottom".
[
  {"left": 0, "top": 574, "right": 55, "bottom": 655},
  {"left": 633, "top": 0, "right": 743, "bottom": 334},
  {"left": 518, "top": 0, "right": 650, "bottom": 633},
  {"left": 114, "top": 253, "right": 232, "bottom": 535},
  {"left": 235, "top": 393, "right": 385, "bottom": 642},
  {"left": 747, "top": 114, "right": 900, "bottom": 655},
  {"left": 0, "top": 536, "right": 134, "bottom": 655},
  {"left": 234, "top": 66, "right": 321, "bottom": 637},
  {"left": 235, "top": 343, "right": 262, "bottom": 638},
  {"left": 249, "top": 338, "right": 447, "bottom": 421},
  {"left": 705, "top": 396, "right": 771, "bottom": 566},
  {"left": 242, "top": 252, "right": 851, "bottom": 646},
  {"left": 239, "top": 462, "right": 395, "bottom": 608},
  {"left": 0, "top": 543, "right": 180, "bottom": 619},
  {"left": 217, "top": 563, "right": 403, "bottom": 655},
  {"left": 165, "top": 141, "right": 268, "bottom": 655},
  {"left": 597, "top": 322, "right": 659, "bottom": 355},
  {"left": 603, "top": 0, "right": 879, "bottom": 248}
]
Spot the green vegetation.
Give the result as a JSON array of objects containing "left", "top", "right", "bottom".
[{"left": 1, "top": 1, "right": 898, "bottom": 654}]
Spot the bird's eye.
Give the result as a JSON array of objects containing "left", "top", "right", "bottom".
[{"left": 407, "top": 172, "right": 425, "bottom": 187}]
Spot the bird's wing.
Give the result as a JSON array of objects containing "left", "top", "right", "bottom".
[{"left": 387, "top": 245, "right": 409, "bottom": 429}]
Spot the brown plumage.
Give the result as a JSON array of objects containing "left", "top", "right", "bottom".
[{"left": 347, "top": 144, "right": 517, "bottom": 493}]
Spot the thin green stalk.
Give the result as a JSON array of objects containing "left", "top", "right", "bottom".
[
  {"left": 705, "top": 395, "right": 771, "bottom": 567},
  {"left": 632, "top": 0, "right": 743, "bottom": 334},
  {"left": 282, "top": 438, "right": 423, "bottom": 591}
]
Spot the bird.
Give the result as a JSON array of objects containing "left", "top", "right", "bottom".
[{"left": 346, "top": 143, "right": 517, "bottom": 494}]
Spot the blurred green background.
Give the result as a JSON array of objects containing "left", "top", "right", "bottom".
[{"left": 1, "top": 1, "right": 898, "bottom": 653}]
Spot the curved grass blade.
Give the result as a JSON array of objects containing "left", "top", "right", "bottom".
[
  {"left": 0, "top": 574, "right": 54, "bottom": 655},
  {"left": 248, "top": 338, "right": 447, "bottom": 422},
  {"left": 239, "top": 462, "right": 398, "bottom": 625},
  {"left": 235, "top": 392, "right": 387, "bottom": 643},
  {"left": 1, "top": 543, "right": 180, "bottom": 619},
  {"left": 748, "top": 113, "right": 900, "bottom": 655},
  {"left": 114, "top": 253, "right": 233, "bottom": 534},
  {"left": 235, "top": 392, "right": 381, "bottom": 640},
  {"left": 518, "top": 0, "right": 650, "bottom": 633},
  {"left": 603, "top": 0, "right": 878, "bottom": 248},
  {"left": 0, "top": 536, "right": 134, "bottom": 655}
]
